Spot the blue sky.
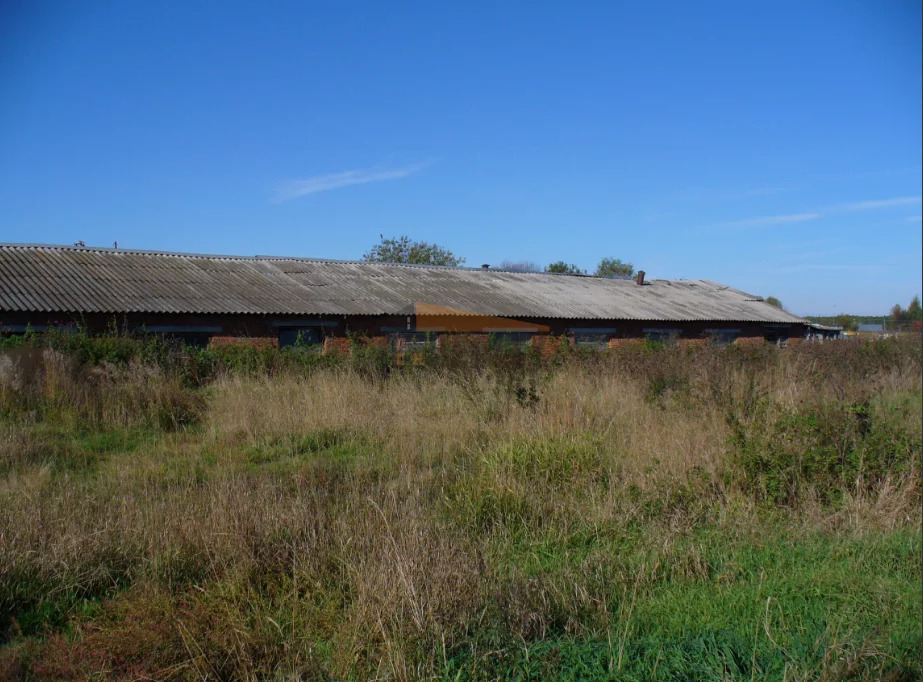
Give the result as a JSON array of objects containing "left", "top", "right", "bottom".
[{"left": 1, "top": 1, "right": 920, "bottom": 315}]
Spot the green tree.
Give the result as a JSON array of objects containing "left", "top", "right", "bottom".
[
  {"left": 765, "top": 296, "right": 783, "bottom": 309},
  {"left": 595, "top": 257, "right": 635, "bottom": 277},
  {"left": 890, "top": 304, "right": 904, "bottom": 323},
  {"left": 546, "top": 261, "right": 585, "bottom": 275},
  {"left": 363, "top": 235, "right": 465, "bottom": 267},
  {"left": 906, "top": 295, "right": 922, "bottom": 322},
  {"left": 834, "top": 314, "right": 858, "bottom": 332}
]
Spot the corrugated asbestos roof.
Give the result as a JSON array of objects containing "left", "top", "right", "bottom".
[{"left": 0, "top": 243, "right": 807, "bottom": 323}]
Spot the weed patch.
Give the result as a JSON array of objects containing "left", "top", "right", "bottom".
[{"left": 0, "top": 335, "right": 919, "bottom": 678}]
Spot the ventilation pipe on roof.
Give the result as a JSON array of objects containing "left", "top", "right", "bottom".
[{"left": 636, "top": 270, "right": 645, "bottom": 286}]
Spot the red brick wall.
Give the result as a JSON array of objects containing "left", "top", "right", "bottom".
[
  {"left": 363, "top": 336, "right": 389, "bottom": 350},
  {"left": 529, "top": 335, "right": 575, "bottom": 357},
  {"left": 734, "top": 336, "right": 765, "bottom": 347},
  {"left": 0, "top": 310, "right": 812, "bottom": 350},
  {"left": 322, "top": 336, "right": 390, "bottom": 356},
  {"left": 323, "top": 337, "right": 352, "bottom": 356},
  {"left": 607, "top": 338, "right": 647, "bottom": 350}
]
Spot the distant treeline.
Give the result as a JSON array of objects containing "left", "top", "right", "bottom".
[
  {"left": 807, "top": 315, "right": 891, "bottom": 331},
  {"left": 808, "top": 296, "right": 922, "bottom": 331}
]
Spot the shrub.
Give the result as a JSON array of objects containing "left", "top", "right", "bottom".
[{"left": 732, "top": 398, "right": 921, "bottom": 505}]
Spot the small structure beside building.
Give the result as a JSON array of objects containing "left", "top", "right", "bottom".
[
  {"left": 0, "top": 243, "right": 817, "bottom": 348},
  {"left": 806, "top": 323, "right": 843, "bottom": 341}
]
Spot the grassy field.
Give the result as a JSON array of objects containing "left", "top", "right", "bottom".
[{"left": 0, "top": 335, "right": 920, "bottom": 680}]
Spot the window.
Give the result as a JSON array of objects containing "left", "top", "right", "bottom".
[
  {"left": 762, "top": 325, "right": 791, "bottom": 348},
  {"left": 172, "top": 332, "right": 212, "bottom": 348},
  {"left": 0, "top": 324, "right": 77, "bottom": 334},
  {"left": 143, "top": 325, "right": 221, "bottom": 348},
  {"left": 270, "top": 320, "right": 337, "bottom": 347},
  {"left": 763, "top": 332, "right": 788, "bottom": 348},
  {"left": 643, "top": 328, "right": 682, "bottom": 343},
  {"left": 278, "top": 328, "right": 320, "bottom": 348},
  {"left": 389, "top": 331, "right": 436, "bottom": 351},
  {"left": 574, "top": 333, "right": 608, "bottom": 347},
  {"left": 569, "top": 327, "right": 615, "bottom": 348},
  {"left": 704, "top": 328, "right": 740, "bottom": 345}
]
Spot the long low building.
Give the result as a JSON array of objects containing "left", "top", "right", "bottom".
[{"left": 0, "top": 243, "right": 810, "bottom": 346}]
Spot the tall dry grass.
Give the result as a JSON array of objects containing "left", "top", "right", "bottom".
[{"left": 0, "top": 336, "right": 920, "bottom": 679}]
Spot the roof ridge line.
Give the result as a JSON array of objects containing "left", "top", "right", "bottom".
[{"left": 0, "top": 242, "right": 620, "bottom": 278}]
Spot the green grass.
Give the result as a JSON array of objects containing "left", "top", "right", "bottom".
[
  {"left": 444, "top": 527, "right": 922, "bottom": 680},
  {"left": 0, "top": 422, "right": 155, "bottom": 476},
  {"left": 0, "top": 337, "right": 920, "bottom": 679}
]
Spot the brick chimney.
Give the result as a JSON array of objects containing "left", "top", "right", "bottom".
[{"left": 636, "top": 270, "right": 645, "bottom": 286}]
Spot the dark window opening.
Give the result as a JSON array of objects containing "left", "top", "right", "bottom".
[
  {"left": 643, "top": 328, "right": 682, "bottom": 343},
  {"left": 143, "top": 332, "right": 211, "bottom": 348},
  {"left": 279, "top": 328, "right": 320, "bottom": 348},
  {"left": 170, "top": 332, "right": 212, "bottom": 348},
  {"left": 575, "top": 333, "right": 608, "bottom": 347},
  {"left": 0, "top": 324, "right": 78, "bottom": 335},
  {"left": 763, "top": 332, "right": 787, "bottom": 348},
  {"left": 705, "top": 328, "right": 740, "bottom": 345},
  {"left": 389, "top": 332, "right": 437, "bottom": 351},
  {"left": 570, "top": 327, "right": 615, "bottom": 348},
  {"left": 141, "top": 326, "right": 221, "bottom": 348}
]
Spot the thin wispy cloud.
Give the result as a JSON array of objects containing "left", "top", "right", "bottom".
[
  {"left": 678, "top": 167, "right": 921, "bottom": 206},
  {"left": 907, "top": 215, "right": 923, "bottom": 222},
  {"left": 272, "top": 163, "right": 428, "bottom": 202},
  {"left": 714, "top": 195, "right": 922, "bottom": 230},
  {"left": 717, "top": 213, "right": 820, "bottom": 229},
  {"left": 834, "top": 195, "right": 922, "bottom": 212}
]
